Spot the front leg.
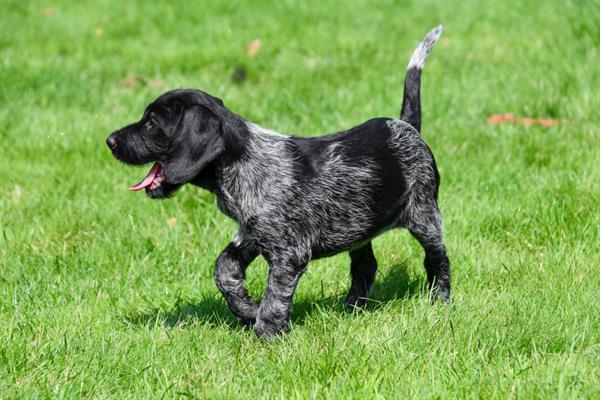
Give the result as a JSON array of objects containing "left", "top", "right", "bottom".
[
  {"left": 214, "top": 240, "right": 259, "bottom": 326},
  {"left": 254, "top": 255, "right": 307, "bottom": 341}
]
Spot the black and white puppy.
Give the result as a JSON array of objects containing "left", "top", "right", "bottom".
[{"left": 107, "top": 26, "right": 450, "bottom": 340}]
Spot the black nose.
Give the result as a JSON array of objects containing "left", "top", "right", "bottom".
[{"left": 106, "top": 135, "right": 117, "bottom": 150}]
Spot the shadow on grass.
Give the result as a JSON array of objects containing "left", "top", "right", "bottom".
[
  {"left": 124, "top": 262, "right": 425, "bottom": 330},
  {"left": 124, "top": 295, "right": 241, "bottom": 330},
  {"left": 292, "top": 262, "right": 425, "bottom": 325}
]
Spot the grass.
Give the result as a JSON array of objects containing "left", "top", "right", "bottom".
[{"left": 1, "top": 0, "right": 599, "bottom": 398}]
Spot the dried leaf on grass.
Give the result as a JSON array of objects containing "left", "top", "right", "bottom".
[
  {"left": 121, "top": 76, "right": 166, "bottom": 90},
  {"left": 166, "top": 218, "right": 177, "bottom": 228},
  {"left": 487, "top": 113, "right": 567, "bottom": 127},
  {"left": 246, "top": 39, "right": 262, "bottom": 57}
]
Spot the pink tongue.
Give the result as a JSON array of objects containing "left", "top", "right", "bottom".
[{"left": 129, "top": 163, "right": 161, "bottom": 191}]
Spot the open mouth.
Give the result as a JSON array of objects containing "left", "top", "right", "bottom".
[{"left": 129, "top": 162, "right": 165, "bottom": 191}]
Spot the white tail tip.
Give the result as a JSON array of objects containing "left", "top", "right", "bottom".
[{"left": 407, "top": 25, "right": 444, "bottom": 70}]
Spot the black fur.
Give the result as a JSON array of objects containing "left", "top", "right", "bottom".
[{"left": 400, "top": 67, "right": 423, "bottom": 132}]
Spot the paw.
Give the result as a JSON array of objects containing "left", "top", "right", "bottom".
[
  {"left": 344, "top": 293, "right": 368, "bottom": 309},
  {"left": 254, "top": 318, "right": 290, "bottom": 342},
  {"left": 229, "top": 303, "right": 258, "bottom": 327},
  {"left": 344, "top": 285, "right": 371, "bottom": 309},
  {"left": 430, "top": 286, "right": 451, "bottom": 304},
  {"left": 239, "top": 318, "right": 256, "bottom": 329}
]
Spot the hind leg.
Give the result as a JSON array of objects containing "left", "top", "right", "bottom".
[
  {"left": 345, "top": 242, "right": 378, "bottom": 308},
  {"left": 406, "top": 205, "right": 451, "bottom": 302}
]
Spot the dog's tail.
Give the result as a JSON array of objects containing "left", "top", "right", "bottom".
[{"left": 400, "top": 25, "right": 443, "bottom": 133}]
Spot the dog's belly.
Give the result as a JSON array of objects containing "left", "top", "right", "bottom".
[
  {"left": 310, "top": 209, "right": 403, "bottom": 259},
  {"left": 311, "top": 238, "right": 373, "bottom": 259},
  {"left": 305, "top": 179, "right": 409, "bottom": 259}
]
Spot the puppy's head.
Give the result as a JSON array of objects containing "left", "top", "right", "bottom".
[{"left": 106, "top": 89, "right": 245, "bottom": 199}]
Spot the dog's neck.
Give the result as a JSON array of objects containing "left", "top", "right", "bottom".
[{"left": 194, "top": 121, "right": 293, "bottom": 223}]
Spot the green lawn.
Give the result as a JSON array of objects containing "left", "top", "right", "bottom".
[{"left": 1, "top": 0, "right": 599, "bottom": 398}]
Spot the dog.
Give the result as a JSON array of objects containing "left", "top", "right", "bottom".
[{"left": 107, "top": 26, "right": 450, "bottom": 340}]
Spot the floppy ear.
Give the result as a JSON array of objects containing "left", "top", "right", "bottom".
[
  {"left": 192, "top": 93, "right": 247, "bottom": 158},
  {"left": 162, "top": 105, "right": 225, "bottom": 185}
]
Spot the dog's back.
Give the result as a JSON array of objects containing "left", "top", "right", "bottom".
[{"left": 222, "top": 121, "right": 437, "bottom": 259}]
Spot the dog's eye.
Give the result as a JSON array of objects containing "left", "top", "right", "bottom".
[{"left": 144, "top": 119, "right": 155, "bottom": 131}]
